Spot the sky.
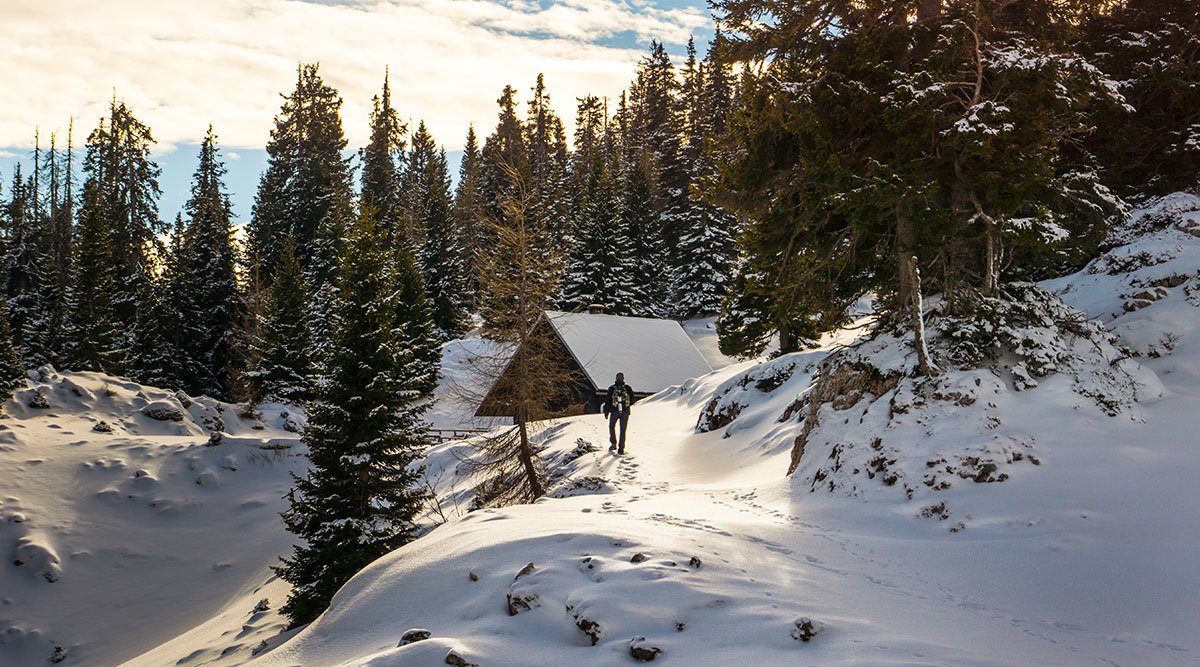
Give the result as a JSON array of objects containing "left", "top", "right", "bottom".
[{"left": 0, "top": 0, "right": 714, "bottom": 224}]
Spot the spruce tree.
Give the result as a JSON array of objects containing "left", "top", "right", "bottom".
[
  {"left": 246, "top": 237, "right": 314, "bottom": 403},
  {"left": 174, "top": 127, "right": 241, "bottom": 397},
  {"left": 0, "top": 294, "right": 25, "bottom": 407},
  {"left": 713, "top": 0, "right": 1125, "bottom": 362},
  {"left": 453, "top": 126, "right": 486, "bottom": 306},
  {"left": 276, "top": 208, "right": 428, "bottom": 627},
  {"left": 404, "top": 121, "right": 468, "bottom": 339},
  {"left": 1084, "top": 0, "right": 1200, "bottom": 197},
  {"left": 2, "top": 162, "right": 46, "bottom": 362},
  {"left": 560, "top": 95, "right": 638, "bottom": 314},
  {"left": 393, "top": 242, "right": 440, "bottom": 396},
  {"left": 360, "top": 70, "right": 407, "bottom": 242},
  {"left": 418, "top": 142, "right": 469, "bottom": 340},
  {"left": 249, "top": 64, "right": 354, "bottom": 283},
  {"left": 64, "top": 179, "right": 121, "bottom": 371},
  {"left": 672, "top": 34, "right": 740, "bottom": 319}
]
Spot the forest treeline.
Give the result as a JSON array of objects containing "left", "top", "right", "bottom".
[{"left": 0, "top": 34, "right": 739, "bottom": 404}]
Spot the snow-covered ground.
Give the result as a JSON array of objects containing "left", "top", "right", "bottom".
[
  {"left": 6, "top": 195, "right": 1200, "bottom": 666},
  {"left": 254, "top": 196, "right": 1200, "bottom": 666},
  {"left": 0, "top": 371, "right": 307, "bottom": 666}
]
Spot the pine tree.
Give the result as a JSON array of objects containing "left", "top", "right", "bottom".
[
  {"left": 276, "top": 207, "right": 428, "bottom": 627},
  {"left": 360, "top": 70, "right": 407, "bottom": 241},
  {"left": 413, "top": 135, "right": 468, "bottom": 340},
  {"left": 64, "top": 178, "right": 121, "bottom": 371},
  {"left": 246, "top": 237, "right": 314, "bottom": 403},
  {"left": 480, "top": 85, "right": 530, "bottom": 221},
  {"left": 249, "top": 64, "right": 354, "bottom": 284},
  {"left": 712, "top": 0, "right": 1125, "bottom": 363},
  {"left": 173, "top": 127, "right": 241, "bottom": 397},
  {"left": 560, "top": 95, "right": 639, "bottom": 314},
  {"left": 672, "top": 34, "right": 740, "bottom": 319},
  {"left": 453, "top": 126, "right": 486, "bottom": 306},
  {"left": 0, "top": 294, "right": 25, "bottom": 407}
]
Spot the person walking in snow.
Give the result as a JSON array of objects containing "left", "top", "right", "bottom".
[{"left": 604, "top": 372, "right": 634, "bottom": 454}]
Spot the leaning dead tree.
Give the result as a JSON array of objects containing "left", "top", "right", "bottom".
[{"left": 457, "top": 164, "right": 574, "bottom": 506}]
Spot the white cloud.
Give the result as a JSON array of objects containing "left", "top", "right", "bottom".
[
  {"left": 0, "top": 0, "right": 708, "bottom": 152},
  {"left": 227, "top": 151, "right": 242, "bottom": 161}
]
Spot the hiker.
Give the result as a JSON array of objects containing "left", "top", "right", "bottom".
[{"left": 604, "top": 372, "right": 635, "bottom": 454}]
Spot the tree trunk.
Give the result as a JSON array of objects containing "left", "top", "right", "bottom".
[
  {"left": 897, "top": 211, "right": 939, "bottom": 378},
  {"left": 516, "top": 407, "right": 544, "bottom": 500}
]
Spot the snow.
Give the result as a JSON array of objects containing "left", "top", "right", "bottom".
[
  {"left": 7, "top": 195, "right": 1200, "bottom": 666},
  {"left": 0, "top": 369, "right": 306, "bottom": 666},
  {"left": 250, "top": 195, "right": 1200, "bottom": 666},
  {"left": 545, "top": 310, "right": 713, "bottom": 395}
]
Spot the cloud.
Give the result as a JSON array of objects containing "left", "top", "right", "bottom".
[
  {"left": 0, "top": 0, "right": 708, "bottom": 152},
  {"left": 227, "top": 151, "right": 242, "bottom": 161}
]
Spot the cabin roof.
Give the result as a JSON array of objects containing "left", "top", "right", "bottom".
[{"left": 544, "top": 310, "right": 713, "bottom": 394}]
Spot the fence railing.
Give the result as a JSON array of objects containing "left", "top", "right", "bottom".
[{"left": 426, "top": 427, "right": 492, "bottom": 444}]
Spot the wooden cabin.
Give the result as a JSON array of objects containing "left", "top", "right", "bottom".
[{"left": 475, "top": 310, "right": 713, "bottom": 419}]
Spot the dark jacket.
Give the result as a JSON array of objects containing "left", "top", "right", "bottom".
[{"left": 603, "top": 381, "right": 634, "bottom": 416}]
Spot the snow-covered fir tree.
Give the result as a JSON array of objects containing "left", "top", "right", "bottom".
[
  {"left": 249, "top": 63, "right": 354, "bottom": 284},
  {"left": 360, "top": 71, "right": 407, "bottom": 242},
  {"left": 275, "top": 207, "right": 428, "bottom": 627},
  {"left": 246, "top": 237, "right": 314, "bottom": 403},
  {"left": 452, "top": 125, "right": 486, "bottom": 306},
  {"left": 560, "top": 95, "right": 639, "bottom": 314},
  {"left": 0, "top": 294, "right": 24, "bottom": 407},
  {"left": 392, "top": 241, "right": 440, "bottom": 396},
  {"left": 405, "top": 122, "right": 469, "bottom": 340},
  {"left": 169, "top": 127, "right": 241, "bottom": 398}
]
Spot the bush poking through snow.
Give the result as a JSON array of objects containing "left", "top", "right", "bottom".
[
  {"left": 629, "top": 636, "right": 662, "bottom": 661},
  {"left": 91, "top": 420, "right": 113, "bottom": 433},
  {"left": 791, "top": 617, "right": 824, "bottom": 642},
  {"left": 252, "top": 598, "right": 270, "bottom": 614},
  {"left": 27, "top": 391, "right": 49, "bottom": 409}
]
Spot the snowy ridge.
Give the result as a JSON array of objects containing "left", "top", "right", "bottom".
[{"left": 0, "top": 368, "right": 306, "bottom": 666}]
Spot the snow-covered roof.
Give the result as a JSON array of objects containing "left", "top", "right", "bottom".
[{"left": 545, "top": 311, "right": 713, "bottom": 394}]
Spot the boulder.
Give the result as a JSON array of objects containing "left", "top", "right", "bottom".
[
  {"left": 397, "top": 628, "right": 431, "bottom": 646},
  {"left": 629, "top": 636, "right": 662, "bottom": 661}
]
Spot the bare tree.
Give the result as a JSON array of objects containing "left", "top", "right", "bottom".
[{"left": 454, "top": 163, "right": 575, "bottom": 506}]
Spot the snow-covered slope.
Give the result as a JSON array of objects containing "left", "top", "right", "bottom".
[
  {"left": 252, "top": 195, "right": 1200, "bottom": 666},
  {"left": 0, "top": 369, "right": 306, "bottom": 666}
]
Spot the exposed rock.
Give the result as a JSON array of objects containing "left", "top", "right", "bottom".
[
  {"left": 142, "top": 401, "right": 185, "bottom": 422},
  {"left": 688, "top": 556, "right": 703, "bottom": 569},
  {"left": 468, "top": 571, "right": 479, "bottom": 582},
  {"left": 252, "top": 598, "right": 270, "bottom": 613},
  {"left": 629, "top": 636, "right": 662, "bottom": 661},
  {"left": 91, "top": 420, "right": 113, "bottom": 433},
  {"left": 630, "top": 553, "right": 648, "bottom": 564},
  {"left": 791, "top": 617, "right": 824, "bottom": 642},
  {"left": 444, "top": 649, "right": 478, "bottom": 666},
  {"left": 174, "top": 390, "right": 194, "bottom": 408},
  {"left": 397, "top": 628, "right": 431, "bottom": 646},
  {"left": 506, "top": 562, "right": 539, "bottom": 615},
  {"left": 567, "top": 604, "right": 602, "bottom": 645}
]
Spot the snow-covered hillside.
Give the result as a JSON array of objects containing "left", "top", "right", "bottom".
[
  {"left": 253, "top": 195, "right": 1200, "bottom": 666},
  {"left": 7, "top": 195, "right": 1200, "bottom": 666},
  {"left": 0, "top": 370, "right": 307, "bottom": 666}
]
